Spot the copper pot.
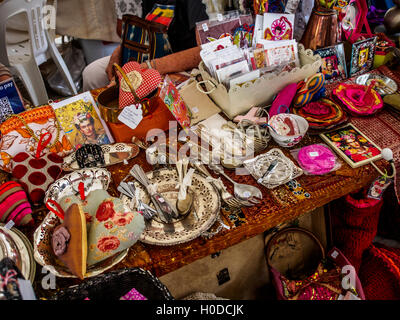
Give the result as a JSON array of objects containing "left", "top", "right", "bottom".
[
  {"left": 300, "top": 6, "right": 340, "bottom": 51},
  {"left": 97, "top": 86, "right": 159, "bottom": 124},
  {"left": 384, "top": 2, "right": 400, "bottom": 35}
]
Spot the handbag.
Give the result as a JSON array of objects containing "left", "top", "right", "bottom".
[
  {"left": 265, "top": 227, "right": 365, "bottom": 300},
  {"left": 0, "top": 105, "right": 73, "bottom": 172},
  {"left": 11, "top": 131, "right": 63, "bottom": 205},
  {"left": 120, "top": 14, "right": 173, "bottom": 66},
  {"left": 114, "top": 62, "right": 162, "bottom": 110}
]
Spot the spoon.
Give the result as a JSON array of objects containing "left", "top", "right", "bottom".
[
  {"left": 209, "top": 164, "right": 263, "bottom": 203},
  {"left": 176, "top": 159, "right": 194, "bottom": 217}
]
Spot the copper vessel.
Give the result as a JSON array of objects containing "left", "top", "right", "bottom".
[
  {"left": 97, "top": 86, "right": 159, "bottom": 124},
  {"left": 384, "top": 0, "right": 400, "bottom": 34},
  {"left": 300, "top": 6, "right": 340, "bottom": 51}
]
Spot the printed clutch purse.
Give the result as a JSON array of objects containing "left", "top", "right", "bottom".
[
  {"left": 0, "top": 105, "right": 73, "bottom": 172},
  {"left": 54, "top": 189, "right": 145, "bottom": 267}
]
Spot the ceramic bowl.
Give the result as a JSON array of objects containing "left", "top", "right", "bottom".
[{"left": 268, "top": 114, "right": 309, "bottom": 148}]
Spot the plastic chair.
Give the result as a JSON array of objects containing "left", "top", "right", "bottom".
[{"left": 0, "top": 0, "right": 77, "bottom": 106}]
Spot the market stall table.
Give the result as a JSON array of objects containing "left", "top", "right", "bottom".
[{"left": 20, "top": 66, "right": 400, "bottom": 299}]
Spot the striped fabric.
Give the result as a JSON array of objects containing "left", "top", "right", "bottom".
[{"left": 0, "top": 181, "right": 33, "bottom": 226}]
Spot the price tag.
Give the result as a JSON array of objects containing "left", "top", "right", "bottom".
[
  {"left": 309, "top": 152, "right": 319, "bottom": 157},
  {"left": 118, "top": 104, "right": 143, "bottom": 130},
  {"left": 217, "top": 13, "right": 223, "bottom": 21},
  {"left": 202, "top": 23, "right": 209, "bottom": 32},
  {"left": 4, "top": 220, "right": 14, "bottom": 230}
]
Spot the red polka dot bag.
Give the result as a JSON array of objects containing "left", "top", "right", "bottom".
[{"left": 11, "top": 130, "right": 63, "bottom": 205}]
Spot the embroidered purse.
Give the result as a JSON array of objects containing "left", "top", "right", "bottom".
[
  {"left": 0, "top": 106, "right": 73, "bottom": 172},
  {"left": 51, "top": 189, "right": 145, "bottom": 267}
]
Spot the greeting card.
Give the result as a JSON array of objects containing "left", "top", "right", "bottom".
[
  {"left": 263, "top": 13, "right": 295, "bottom": 41},
  {"left": 160, "top": 75, "right": 191, "bottom": 132},
  {"left": 51, "top": 92, "right": 114, "bottom": 149}
]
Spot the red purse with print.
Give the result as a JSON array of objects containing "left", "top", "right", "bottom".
[{"left": 11, "top": 132, "right": 63, "bottom": 205}]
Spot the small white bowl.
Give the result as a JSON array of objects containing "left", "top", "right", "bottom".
[{"left": 268, "top": 114, "right": 309, "bottom": 148}]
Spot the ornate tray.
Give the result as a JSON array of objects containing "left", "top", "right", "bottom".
[
  {"left": 244, "top": 148, "right": 303, "bottom": 189},
  {"left": 62, "top": 143, "right": 140, "bottom": 171},
  {"left": 44, "top": 168, "right": 111, "bottom": 204},
  {"left": 34, "top": 168, "right": 128, "bottom": 278},
  {"left": 121, "top": 168, "right": 221, "bottom": 246},
  {"left": 0, "top": 224, "right": 36, "bottom": 282}
]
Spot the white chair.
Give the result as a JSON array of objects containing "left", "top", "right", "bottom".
[{"left": 0, "top": 0, "right": 77, "bottom": 106}]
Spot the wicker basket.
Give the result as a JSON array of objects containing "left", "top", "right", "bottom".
[{"left": 53, "top": 268, "right": 174, "bottom": 300}]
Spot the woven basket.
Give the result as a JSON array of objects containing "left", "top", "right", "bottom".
[{"left": 53, "top": 268, "right": 173, "bottom": 300}]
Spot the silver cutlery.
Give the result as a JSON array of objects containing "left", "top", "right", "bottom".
[
  {"left": 209, "top": 164, "right": 263, "bottom": 203},
  {"left": 130, "top": 164, "right": 177, "bottom": 224}
]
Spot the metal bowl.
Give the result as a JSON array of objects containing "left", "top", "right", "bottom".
[
  {"left": 356, "top": 73, "right": 398, "bottom": 96},
  {"left": 0, "top": 224, "right": 36, "bottom": 282}
]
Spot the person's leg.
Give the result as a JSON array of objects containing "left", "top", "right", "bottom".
[{"left": 82, "top": 55, "right": 110, "bottom": 91}]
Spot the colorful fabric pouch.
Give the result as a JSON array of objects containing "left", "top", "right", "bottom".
[
  {"left": 269, "top": 83, "right": 298, "bottom": 117},
  {"left": 293, "top": 73, "right": 326, "bottom": 108},
  {"left": 11, "top": 148, "right": 63, "bottom": 205},
  {"left": 115, "top": 62, "right": 162, "bottom": 109},
  {"left": 0, "top": 105, "right": 73, "bottom": 172},
  {"left": 0, "top": 181, "right": 33, "bottom": 226},
  {"left": 333, "top": 83, "right": 384, "bottom": 116}
]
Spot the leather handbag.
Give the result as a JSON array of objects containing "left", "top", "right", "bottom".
[{"left": 120, "top": 14, "right": 173, "bottom": 65}]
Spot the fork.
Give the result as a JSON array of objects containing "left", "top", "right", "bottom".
[{"left": 192, "top": 162, "right": 256, "bottom": 209}]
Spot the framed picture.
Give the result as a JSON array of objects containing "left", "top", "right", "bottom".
[
  {"left": 315, "top": 43, "right": 347, "bottom": 83},
  {"left": 51, "top": 92, "right": 114, "bottom": 149},
  {"left": 319, "top": 123, "right": 382, "bottom": 168},
  {"left": 348, "top": 37, "right": 377, "bottom": 77}
]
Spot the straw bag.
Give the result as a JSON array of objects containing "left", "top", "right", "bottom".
[{"left": 265, "top": 227, "right": 365, "bottom": 300}]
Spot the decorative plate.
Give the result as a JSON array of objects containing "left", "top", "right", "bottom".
[
  {"left": 62, "top": 143, "right": 139, "bottom": 171},
  {"left": 121, "top": 168, "right": 221, "bottom": 246},
  {"left": 35, "top": 168, "right": 128, "bottom": 278},
  {"left": 0, "top": 224, "right": 36, "bottom": 282},
  {"left": 356, "top": 74, "right": 398, "bottom": 96},
  {"left": 44, "top": 168, "right": 111, "bottom": 204},
  {"left": 244, "top": 148, "right": 303, "bottom": 189}
]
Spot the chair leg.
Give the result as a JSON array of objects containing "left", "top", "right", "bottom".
[
  {"left": 13, "top": 61, "right": 49, "bottom": 106},
  {"left": 45, "top": 31, "right": 77, "bottom": 95}
]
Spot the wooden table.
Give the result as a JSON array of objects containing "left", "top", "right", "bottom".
[{"left": 27, "top": 66, "right": 400, "bottom": 298}]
